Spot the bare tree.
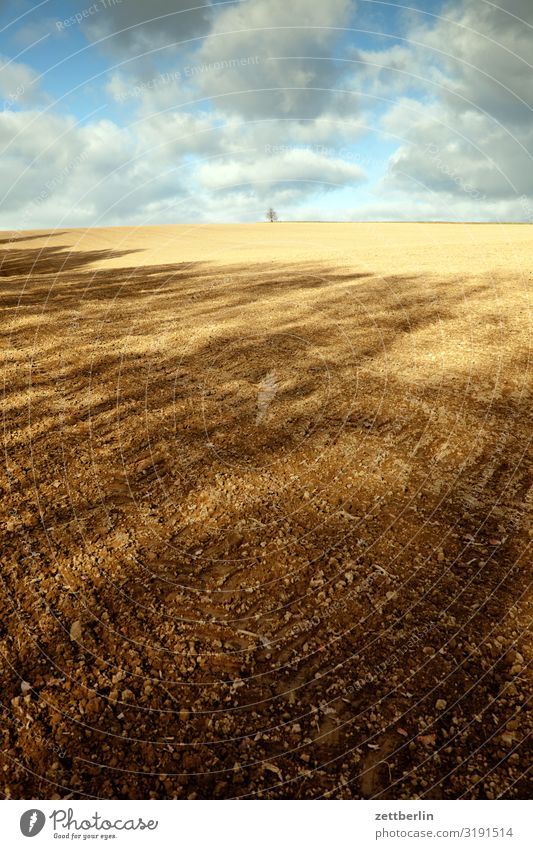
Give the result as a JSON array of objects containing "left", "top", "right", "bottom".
[{"left": 266, "top": 207, "right": 278, "bottom": 222}]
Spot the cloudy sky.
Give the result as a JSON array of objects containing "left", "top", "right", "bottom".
[{"left": 1, "top": 0, "right": 532, "bottom": 228}]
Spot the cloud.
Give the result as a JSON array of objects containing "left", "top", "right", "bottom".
[
  {"left": 0, "top": 102, "right": 367, "bottom": 229},
  {"left": 412, "top": 0, "right": 533, "bottom": 127},
  {"left": 135, "top": 111, "right": 223, "bottom": 160},
  {"left": 371, "top": 0, "right": 533, "bottom": 207},
  {"left": 2, "top": 0, "right": 533, "bottom": 227},
  {"left": 0, "top": 54, "right": 44, "bottom": 108},
  {"left": 197, "top": 146, "right": 366, "bottom": 192},
  {"left": 12, "top": 17, "right": 62, "bottom": 47},
  {"left": 83, "top": 0, "right": 213, "bottom": 58},
  {"left": 104, "top": 0, "right": 358, "bottom": 121},
  {"left": 191, "top": 0, "right": 355, "bottom": 119},
  {"left": 0, "top": 109, "right": 193, "bottom": 229},
  {"left": 301, "top": 193, "right": 530, "bottom": 223},
  {"left": 383, "top": 101, "right": 533, "bottom": 202}
]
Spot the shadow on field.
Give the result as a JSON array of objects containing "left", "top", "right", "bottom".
[
  {"left": 0, "top": 232, "right": 69, "bottom": 246},
  {"left": 0, "top": 243, "right": 143, "bottom": 283},
  {"left": 0, "top": 239, "right": 530, "bottom": 799}
]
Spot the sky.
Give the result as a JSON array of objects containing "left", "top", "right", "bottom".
[{"left": 0, "top": 0, "right": 532, "bottom": 228}]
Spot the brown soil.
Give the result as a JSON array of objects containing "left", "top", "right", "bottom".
[{"left": 0, "top": 223, "right": 531, "bottom": 799}]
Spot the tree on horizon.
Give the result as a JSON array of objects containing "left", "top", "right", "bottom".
[{"left": 266, "top": 207, "right": 278, "bottom": 222}]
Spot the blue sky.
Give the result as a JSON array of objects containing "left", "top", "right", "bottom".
[{"left": 0, "top": 0, "right": 532, "bottom": 227}]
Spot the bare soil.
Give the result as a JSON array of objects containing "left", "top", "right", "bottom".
[{"left": 1, "top": 223, "right": 531, "bottom": 799}]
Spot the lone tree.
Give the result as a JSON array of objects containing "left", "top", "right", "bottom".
[{"left": 266, "top": 207, "right": 278, "bottom": 223}]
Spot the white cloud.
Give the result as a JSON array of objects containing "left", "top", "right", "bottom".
[
  {"left": 0, "top": 109, "right": 192, "bottom": 229},
  {"left": 197, "top": 146, "right": 366, "bottom": 192},
  {"left": 369, "top": 0, "right": 533, "bottom": 209},
  {"left": 0, "top": 54, "right": 44, "bottom": 108},
  {"left": 2, "top": 0, "right": 533, "bottom": 227}
]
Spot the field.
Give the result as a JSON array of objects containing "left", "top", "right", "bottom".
[{"left": 1, "top": 222, "right": 531, "bottom": 799}]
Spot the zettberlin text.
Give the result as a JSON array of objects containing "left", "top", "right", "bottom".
[{"left": 375, "top": 812, "right": 434, "bottom": 821}]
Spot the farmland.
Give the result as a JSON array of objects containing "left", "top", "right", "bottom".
[{"left": 1, "top": 223, "right": 531, "bottom": 799}]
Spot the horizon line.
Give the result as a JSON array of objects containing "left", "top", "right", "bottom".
[{"left": 2, "top": 220, "right": 532, "bottom": 235}]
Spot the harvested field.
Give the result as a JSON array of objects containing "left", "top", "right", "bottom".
[{"left": 0, "top": 222, "right": 531, "bottom": 799}]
